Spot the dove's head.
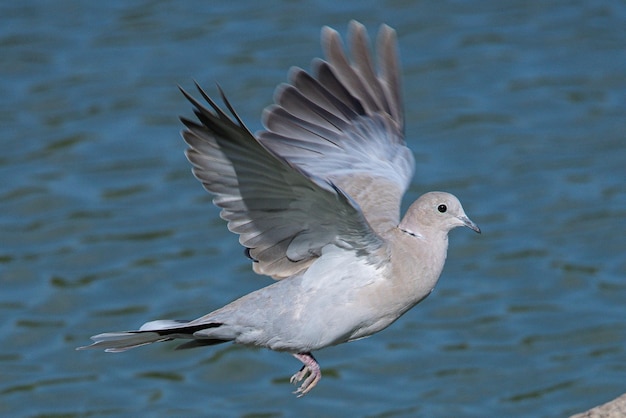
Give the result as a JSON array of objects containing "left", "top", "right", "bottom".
[{"left": 400, "top": 191, "right": 480, "bottom": 236}]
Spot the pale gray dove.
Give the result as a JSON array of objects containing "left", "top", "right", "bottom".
[{"left": 78, "top": 20, "right": 480, "bottom": 396}]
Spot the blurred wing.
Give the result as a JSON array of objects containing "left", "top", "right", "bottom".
[
  {"left": 258, "top": 21, "right": 415, "bottom": 234},
  {"left": 180, "top": 84, "right": 383, "bottom": 279}
]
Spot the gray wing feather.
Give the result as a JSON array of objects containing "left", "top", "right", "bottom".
[
  {"left": 181, "top": 84, "right": 382, "bottom": 279},
  {"left": 377, "top": 23, "right": 403, "bottom": 129},
  {"left": 258, "top": 21, "right": 414, "bottom": 234}
]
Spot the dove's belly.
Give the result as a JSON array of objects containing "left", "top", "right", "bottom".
[
  {"left": 205, "top": 245, "right": 428, "bottom": 353},
  {"left": 220, "top": 279, "right": 400, "bottom": 352}
]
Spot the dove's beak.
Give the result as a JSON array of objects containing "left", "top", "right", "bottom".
[{"left": 459, "top": 215, "right": 481, "bottom": 234}]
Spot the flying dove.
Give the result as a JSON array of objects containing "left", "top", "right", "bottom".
[{"left": 78, "top": 20, "right": 480, "bottom": 396}]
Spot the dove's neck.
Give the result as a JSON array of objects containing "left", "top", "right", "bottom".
[{"left": 388, "top": 226, "right": 450, "bottom": 308}]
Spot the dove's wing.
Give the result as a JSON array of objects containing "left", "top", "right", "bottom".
[
  {"left": 181, "top": 85, "right": 383, "bottom": 279},
  {"left": 258, "top": 21, "right": 415, "bottom": 234}
]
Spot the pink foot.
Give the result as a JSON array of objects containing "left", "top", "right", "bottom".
[{"left": 290, "top": 352, "right": 321, "bottom": 397}]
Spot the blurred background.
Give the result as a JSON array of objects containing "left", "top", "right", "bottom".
[{"left": 1, "top": 1, "right": 625, "bottom": 416}]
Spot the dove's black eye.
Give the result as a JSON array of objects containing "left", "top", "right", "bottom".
[{"left": 437, "top": 204, "right": 447, "bottom": 213}]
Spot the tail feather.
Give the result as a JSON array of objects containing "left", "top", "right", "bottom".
[
  {"left": 76, "top": 331, "right": 172, "bottom": 353},
  {"left": 175, "top": 338, "right": 229, "bottom": 350},
  {"left": 76, "top": 320, "right": 228, "bottom": 352},
  {"left": 139, "top": 319, "right": 192, "bottom": 331}
]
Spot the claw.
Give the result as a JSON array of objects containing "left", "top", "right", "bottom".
[
  {"left": 290, "top": 353, "right": 321, "bottom": 397},
  {"left": 290, "top": 365, "right": 308, "bottom": 384}
]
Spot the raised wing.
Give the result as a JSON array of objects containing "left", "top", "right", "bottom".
[
  {"left": 258, "top": 21, "right": 415, "bottom": 234},
  {"left": 180, "top": 85, "right": 383, "bottom": 279}
]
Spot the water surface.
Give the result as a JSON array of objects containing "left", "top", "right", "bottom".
[{"left": 1, "top": 1, "right": 625, "bottom": 417}]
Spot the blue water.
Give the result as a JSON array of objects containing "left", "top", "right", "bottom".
[{"left": 1, "top": 1, "right": 625, "bottom": 417}]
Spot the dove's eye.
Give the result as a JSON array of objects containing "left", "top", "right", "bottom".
[{"left": 437, "top": 204, "right": 447, "bottom": 213}]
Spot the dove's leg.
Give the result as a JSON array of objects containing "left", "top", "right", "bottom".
[{"left": 290, "top": 352, "right": 321, "bottom": 396}]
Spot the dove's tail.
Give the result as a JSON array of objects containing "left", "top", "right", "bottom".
[{"left": 76, "top": 319, "right": 230, "bottom": 352}]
